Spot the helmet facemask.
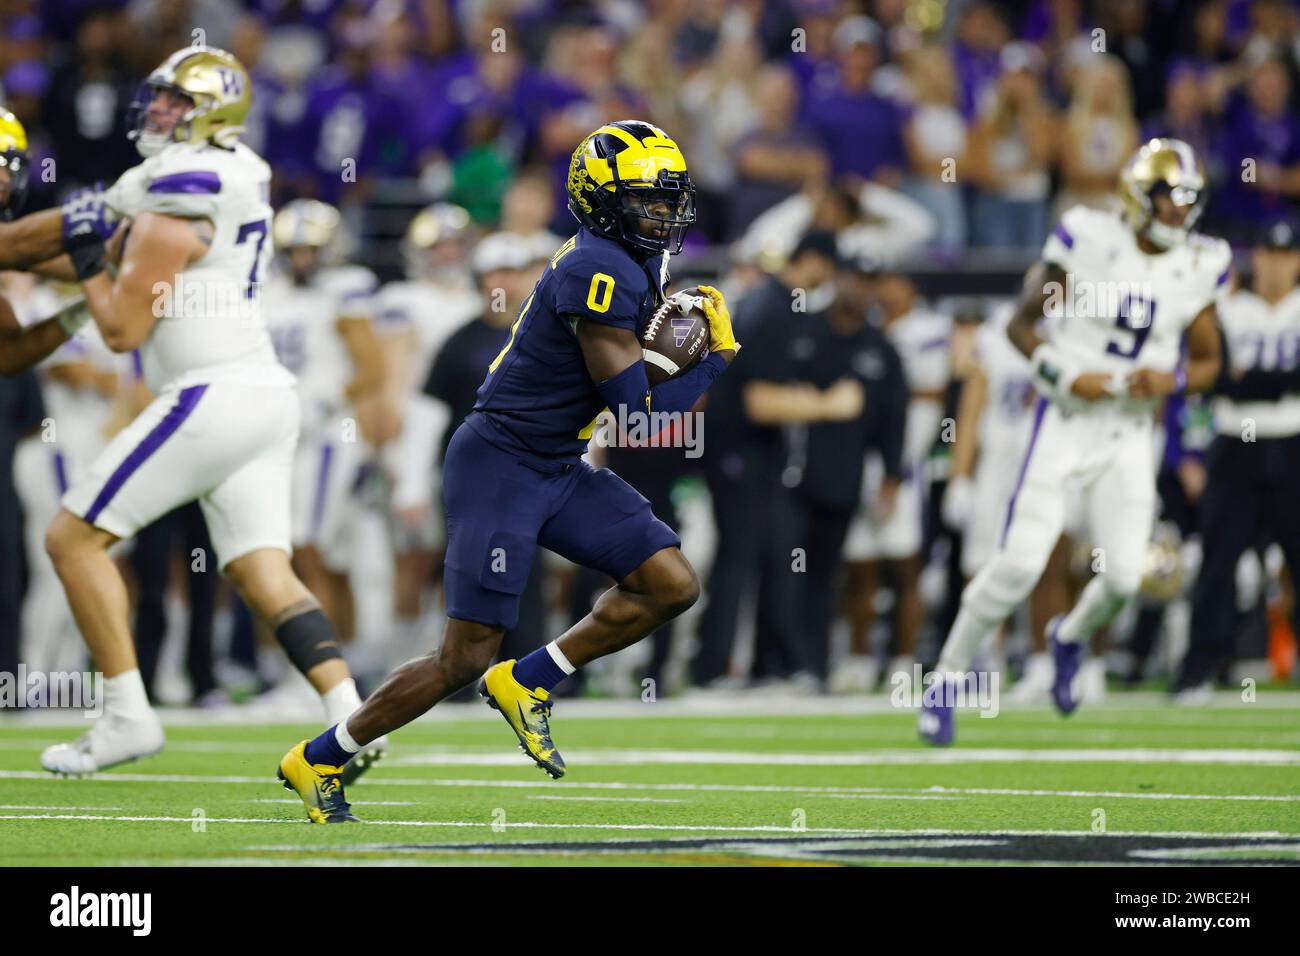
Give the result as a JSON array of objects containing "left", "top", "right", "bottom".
[
  {"left": 1142, "top": 182, "right": 1205, "bottom": 250},
  {"left": 127, "top": 81, "right": 197, "bottom": 157},
  {"left": 616, "top": 180, "right": 696, "bottom": 256},
  {"left": 0, "top": 147, "right": 28, "bottom": 221}
]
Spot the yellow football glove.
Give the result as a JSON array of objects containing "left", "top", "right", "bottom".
[{"left": 696, "top": 285, "right": 740, "bottom": 355}]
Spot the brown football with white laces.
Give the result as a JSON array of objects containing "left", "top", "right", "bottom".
[{"left": 642, "top": 287, "right": 709, "bottom": 386}]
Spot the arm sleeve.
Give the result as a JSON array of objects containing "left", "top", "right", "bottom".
[{"left": 596, "top": 352, "right": 729, "bottom": 421}]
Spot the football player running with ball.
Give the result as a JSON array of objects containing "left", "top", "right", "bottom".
[
  {"left": 279, "top": 121, "right": 739, "bottom": 822},
  {"left": 37, "top": 46, "right": 383, "bottom": 775},
  {"left": 919, "top": 138, "right": 1228, "bottom": 745}
]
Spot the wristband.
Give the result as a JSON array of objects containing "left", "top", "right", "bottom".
[
  {"left": 1029, "top": 342, "right": 1078, "bottom": 401},
  {"left": 66, "top": 235, "right": 107, "bottom": 281},
  {"left": 1174, "top": 365, "right": 1188, "bottom": 394}
]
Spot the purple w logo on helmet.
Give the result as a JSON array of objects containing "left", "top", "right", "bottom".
[{"left": 218, "top": 69, "right": 243, "bottom": 96}]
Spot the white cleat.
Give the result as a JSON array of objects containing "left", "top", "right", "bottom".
[
  {"left": 1006, "top": 653, "right": 1054, "bottom": 705},
  {"left": 884, "top": 655, "right": 916, "bottom": 689},
  {"left": 1079, "top": 657, "right": 1108, "bottom": 704},
  {"left": 1173, "top": 683, "right": 1214, "bottom": 707},
  {"left": 828, "top": 656, "right": 879, "bottom": 695},
  {"left": 40, "top": 712, "right": 165, "bottom": 775}
]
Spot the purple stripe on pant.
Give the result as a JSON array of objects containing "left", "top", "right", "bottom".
[
  {"left": 310, "top": 443, "right": 334, "bottom": 539},
  {"left": 83, "top": 385, "right": 208, "bottom": 524},
  {"left": 999, "top": 396, "right": 1049, "bottom": 548}
]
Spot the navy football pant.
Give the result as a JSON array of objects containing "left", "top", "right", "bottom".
[{"left": 442, "top": 422, "right": 681, "bottom": 631}]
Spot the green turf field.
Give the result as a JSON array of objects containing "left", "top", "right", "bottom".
[{"left": 2, "top": 694, "right": 1298, "bottom": 866}]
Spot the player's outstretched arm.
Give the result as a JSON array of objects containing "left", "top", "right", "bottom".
[
  {"left": 78, "top": 212, "right": 203, "bottom": 353},
  {"left": 0, "top": 208, "right": 66, "bottom": 271},
  {"left": 0, "top": 293, "right": 91, "bottom": 376}
]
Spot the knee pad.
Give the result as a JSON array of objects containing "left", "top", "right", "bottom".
[{"left": 275, "top": 607, "right": 343, "bottom": 673}]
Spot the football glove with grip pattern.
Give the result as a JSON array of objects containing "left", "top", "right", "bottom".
[
  {"left": 61, "top": 184, "right": 116, "bottom": 281},
  {"left": 696, "top": 285, "right": 740, "bottom": 354}
]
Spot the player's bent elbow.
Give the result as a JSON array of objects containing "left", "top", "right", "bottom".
[{"left": 100, "top": 326, "right": 143, "bottom": 354}]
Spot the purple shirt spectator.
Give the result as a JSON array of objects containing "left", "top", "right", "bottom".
[
  {"left": 805, "top": 83, "right": 904, "bottom": 180},
  {"left": 953, "top": 40, "right": 1003, "bottom": 121},
  {"left": 299, "top": 64, "right": 406, "bottom": 200},
  {"left": 1214, "top": 93, "right": 1300, "bottom": 235},
  {"left": 418, "top": 53, "right": 583, "bottom": 162}
]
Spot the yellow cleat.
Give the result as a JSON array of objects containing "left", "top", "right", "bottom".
[
  {"left": 479, "top": 660, "right": 566, "bottom": 778},
  {"left": 276, "top": 740, "right": 359, "bottom": 823}
]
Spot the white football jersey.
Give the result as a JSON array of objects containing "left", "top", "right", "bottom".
[
  {"left": 1213, "top": 286, "right": 1300, "bottom": 438},
  {"left": 104, "top": 140, "right": 289, "bottom": 393},
  {"left": 884, "top": 307, "right": 952, "bottom": 465},
  {"left": 261, "top": 264, "right": 377, "bottom": 435},
  {"left": 1040, "top": 205, "right": 1232, "bottom": 417},
  {"left": 372, "top": 279, "right": 483, "bottom": 394},
  {"left": 974, "top": 301, "right": 1038, "bottom": 457}
]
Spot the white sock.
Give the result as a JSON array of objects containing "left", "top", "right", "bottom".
[
  {"left": 104, "top": 670, "right": 153, "bottom": 720},
  {"left": 334, "top": 719, "right": 361, "bottom": 755},
  {"left": 545, "top": 641, "right": 576, "bottom": 675},
  {"left": 1057, "top": 576, "right": 1126, "bottom": 644},
  {"left": 321, "top": 677, "right": 363, "bottom": 724},
  {"left": 936, "top": 606, "right": 1000, "bottom": 674}
]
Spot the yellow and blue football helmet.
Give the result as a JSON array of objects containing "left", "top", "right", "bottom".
[
  {"left": 1118, "top": 138, "right": 1207, "bottom": 250},
  {"left": 0, "top": 109, "right": 29, "bottom": 220},
  {"left": 566, "top": 120, "right": 696, "bottom": 257},
  {"left": 127, "top": 45, "right": 252, "bottom": 157}
]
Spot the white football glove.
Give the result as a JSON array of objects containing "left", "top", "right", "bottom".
[
  {"left": 942, "top": 474, "right": 975, "bottom": 531},
  {"left": 1029, "top": 342, "right": 1081, "bottom": 406}
]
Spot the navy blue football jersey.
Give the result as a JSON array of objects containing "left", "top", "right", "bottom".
[{"left": 466, "top": 227, "right": 666, "bottom": 460}]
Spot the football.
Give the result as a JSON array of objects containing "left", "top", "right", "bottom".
[{"left": 641, "top": 287, "right": 709, "bottom": 386}]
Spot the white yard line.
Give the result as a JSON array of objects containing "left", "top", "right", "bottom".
[
  {"left": 250, "top": 799, "right": 422, "bottom": 807},
  {"left": 1, "top": 769, "right": 1295, "bottom": 803},
  {"left": 0, "top": 814, "right": 946, "bottom": 834},
  {"left": 386, "top": 747, "right": 1300, "bottom": 767},
  {"left": 524, "top": 795, "right": 688, "bottom": 804},
  {"left": 3, "top": 691, "right": 1298, "bottom": 727},
  {"left": 0, "top": 804, "right": 123, "bottom": 811},
  {"left": 0, "top": 812, "right": 1293, "bottom": 841}
]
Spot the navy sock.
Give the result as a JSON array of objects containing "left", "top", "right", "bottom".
[
  {"left": 304, "top": 725, "right": 351, "bottom": 767},
  {"left": 512, "top": 646, "right": 568, "bottom": 693}
]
